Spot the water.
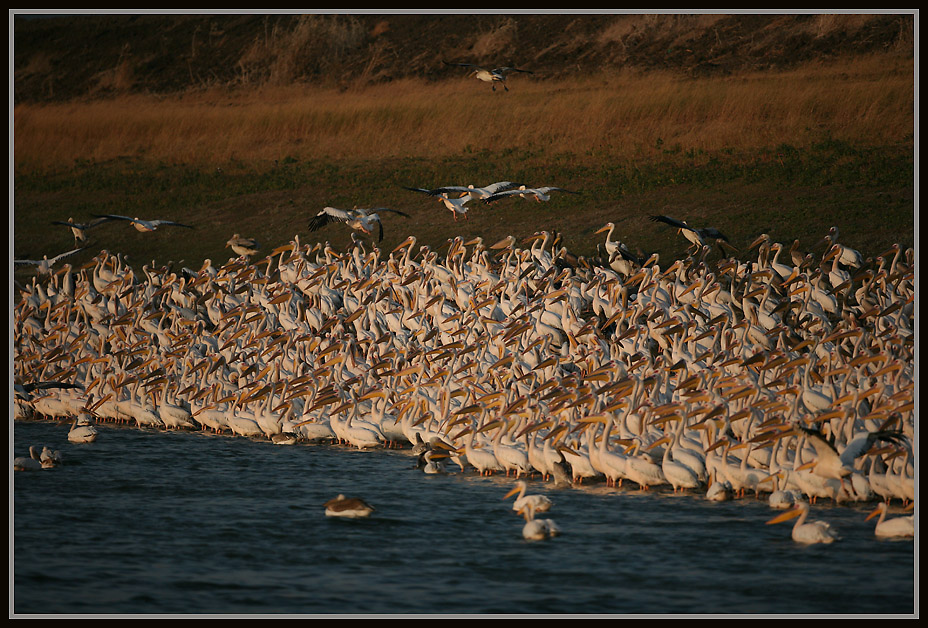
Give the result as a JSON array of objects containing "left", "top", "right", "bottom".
[{"left": 13, "top": 420, "right": 916, "bottom": 615}]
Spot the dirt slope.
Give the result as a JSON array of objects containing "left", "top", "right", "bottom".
[{"left": 13, "top": 13, "right": 914, "bottom": 103}]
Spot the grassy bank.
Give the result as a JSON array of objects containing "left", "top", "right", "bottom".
[{"left": 13, "top": 57, "right": 915, "bottom": 280}]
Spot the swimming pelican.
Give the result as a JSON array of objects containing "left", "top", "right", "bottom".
[
  {"left": 766, "top": 501, "right": 839, "bottom": 544},
  {"left": 503, "top": 480, "right": 553, "bottom": 514},
  {"left": 517, "top": 502, "right": 560, "bottom": 541},
  {"left": 14, "top": 446, "right": 46, "bottom": 471},
  {"left": 865, "top": 502, "right": 914, "bottom": 539},
  {"left": 92, "top": 213, "right": 194, "bottom": 232},
  {"left": 444, "top": 61, "right": 533, "bottom": 91},
  {"left": 308, "top": 206, "right": 410, "bottom": 242},
  {"left": 68, "top": 413, "right": 99, "bottom": 443},
  {"left": 324, "top": 494, "right": 375, "bottom": 518},
  {"left": 226, "top": 234, "right": 260, "bottom": 258}
]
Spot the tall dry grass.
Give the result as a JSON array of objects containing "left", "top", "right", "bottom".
[{"left": 13, "top": 54, "right": 913, "bottom": 171}]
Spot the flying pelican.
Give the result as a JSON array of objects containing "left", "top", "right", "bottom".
[
  {"left": 324, "top": 494, "right": 375, "bottom": 518},
  {"left": 865, "top": 502, "right": 914, "bottom": 539},
  {"left": 226, "top": 234, "right": 260, "bottom": 258},
  {"left": 648, "top": 215, "right": 732, "bottom": 252},
  {"left": 418, "top": 181, "right": 518, "bottom": 201},
  {"left": 444, "top": 61, "right": 533, "bottom": 91},
  {"left": 484, "top": 185, "right": 580, "bottom": 204},
  {"left": 51, "top": 216, "right": 110, "bottom": 245},
  {"left": 92, "top": 213, "right": 194, "bottom": 232},
  {"left": 308, "top": 206, "right": 410, "bottom": 242},
  {"left": 503, "top": 480, "right": 553, "bottom": 514},
  {"left": 766, "top": 501, "right": 839, "bottom": 544},
  {"left": 795, "top": 424, "right": 907, "bottom": 489},
  {"left": 403, "top": 187, "right": 476, "bottom": 221},
  {"left": 14, "top": 381, "right": 83, "bottom": 402},
  {"left": 14, "top": 247, "right": 85, "bottom": 276}
]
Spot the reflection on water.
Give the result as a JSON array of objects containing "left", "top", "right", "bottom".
[{"left": 13, "top": 421, "right": 915, "bottom": 615}]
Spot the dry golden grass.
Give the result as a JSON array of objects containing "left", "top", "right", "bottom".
[{"left": 13, "top": 54, "right": 913, "bottom": 171}]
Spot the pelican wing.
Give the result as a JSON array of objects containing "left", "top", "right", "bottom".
[
  {"left": 649, "top": 215, "right": 690, "bottom": 230},
  {"left": 403, "top": 186, "right": 436, "bottom": 196},
  {"left": 483, "top": 189, "right": 524, "bottom": 204},
  {"left": 494, "top": 66, "right": 533, "bottom": 74},
  {"left": 308, "top": 206, "right": 353, "bottom": 232},
  {"left": 536, "top": 186, "right": 579, "bottom": 195},
  {"left": 91, "top": 213, "right": 134, "bottom": 223},
  {"left": 150, "top": 219, "right": 194, "bottom": 229},
  {"left": 840, "top": 428, "right": 908, "bottom": 465},
  {"left": 49, "top": 247, "right": 86, "bottom": 264}
]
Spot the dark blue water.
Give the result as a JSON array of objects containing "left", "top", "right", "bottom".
[{"left": 13, "top": 420, "right": 916, "bottom": 615}]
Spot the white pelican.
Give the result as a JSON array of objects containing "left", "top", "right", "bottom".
[
  {"left": 226, "top": 234, "right": 260, "bottom": 258},
  {"left": 484, "top": 185, "right": 580, "bottom": 204},
  {"left": 14, "top": 247, "right": 85, "bottom": 276},
  {"left": 92, "top": 213, "right": 194, "bottom": 232},
  {"left": 517, "top": 502, "right": 560, "bottom": 541},
  {"left": 503, "top": 480, "right": 553, "bottom": 514},
  {"left": 324, "top": 494, "right": 375, "bottom": 518},
  {"left": 422, "top": 181, "right": 517, "bottom": 201},
  {"left": 14, "top": 446, "right": 46, "bottom": 471},
  {"left": 766, "top": 501, "right": 840, "bottom": 544},
  {"left": 648, "top": 214, "right": 731, "bottom": 252},
  {"left": 68, "top": 413, "right": 99, "bottom": 443},
  {"left": 308, "top": 206, "right": 410, "bottom": 242},
  {"left": 403, "top": 187, "right": 475, "bottom": 221},
  {"left": 444, "top": 61, "right": 533, "bottom": 91},
  {"left": 796, "top": 424, "right": 907, "bottom": 488},
  {"left": 705, "top": 468, "right": 734, "bottom": 502},
  {"left": 865, "top": 502, "right": 914, "bottom": 539},
  {"left": 51, "top": 216, "right": 110, "bottom": 245}
]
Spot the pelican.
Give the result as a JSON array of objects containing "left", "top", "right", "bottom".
[
  {"left": 92, "top": 213, "right": 194, "bottom": 232},
  {"left": 324, "top": 494, "right": 375, "bottom": 518},
  {"left": 444, "top": 61, "right": 533, "bottom": 91},
  {"left": 420, "top": 181, "right": 517, "bottom": 201},
  {"left": 14, "top": 247, "right": 85, "bottom": 276},
  {"left": 68, "top": 413, "right": 99, "bottom": 443},
  {"left": 865, "top": 502, "right": 914, "bottom": 539},
  {"left": 796, "top": 424, "right": 907, "bottom": 488},
  {"left": 484, "top": 185, "right": 580, "bottom": 204},
  {"left": 51, "top": 216, "right": 110, "bottom": 245},
  {"left": 14, "top": 446, "right": 46, "bottom": 471},
  {"left": 648, "top": 214, "right": 731, "bottom": 252},
  {"left": 226, "top": 234, "right": 260, "bottom": 258},
  {"left": 403, "top": 186, "right": 475, "bottom": 221},
  {"left": 308, "top": 206, "right": 410, "bottom": 242},
  {"left": 517, "top": 502, "right": 560, "bottom": 541},
  {"left": 766, "top": 501, "right": 839, "bottom": 544},
  {"left": 503, "top": 480, "right": 553, "bottom": 514}
]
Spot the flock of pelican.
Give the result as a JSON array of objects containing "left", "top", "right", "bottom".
[{"left": 13, "top": 214, "right": 915, "bottom": 543}]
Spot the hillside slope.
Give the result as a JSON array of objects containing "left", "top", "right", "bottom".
[{"left": 13, "top": 13, "right": 914, "bottom": 102}]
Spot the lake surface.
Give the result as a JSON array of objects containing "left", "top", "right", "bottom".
[{"left": 12, "top": 419, "right": 916, "bottom": 616}]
